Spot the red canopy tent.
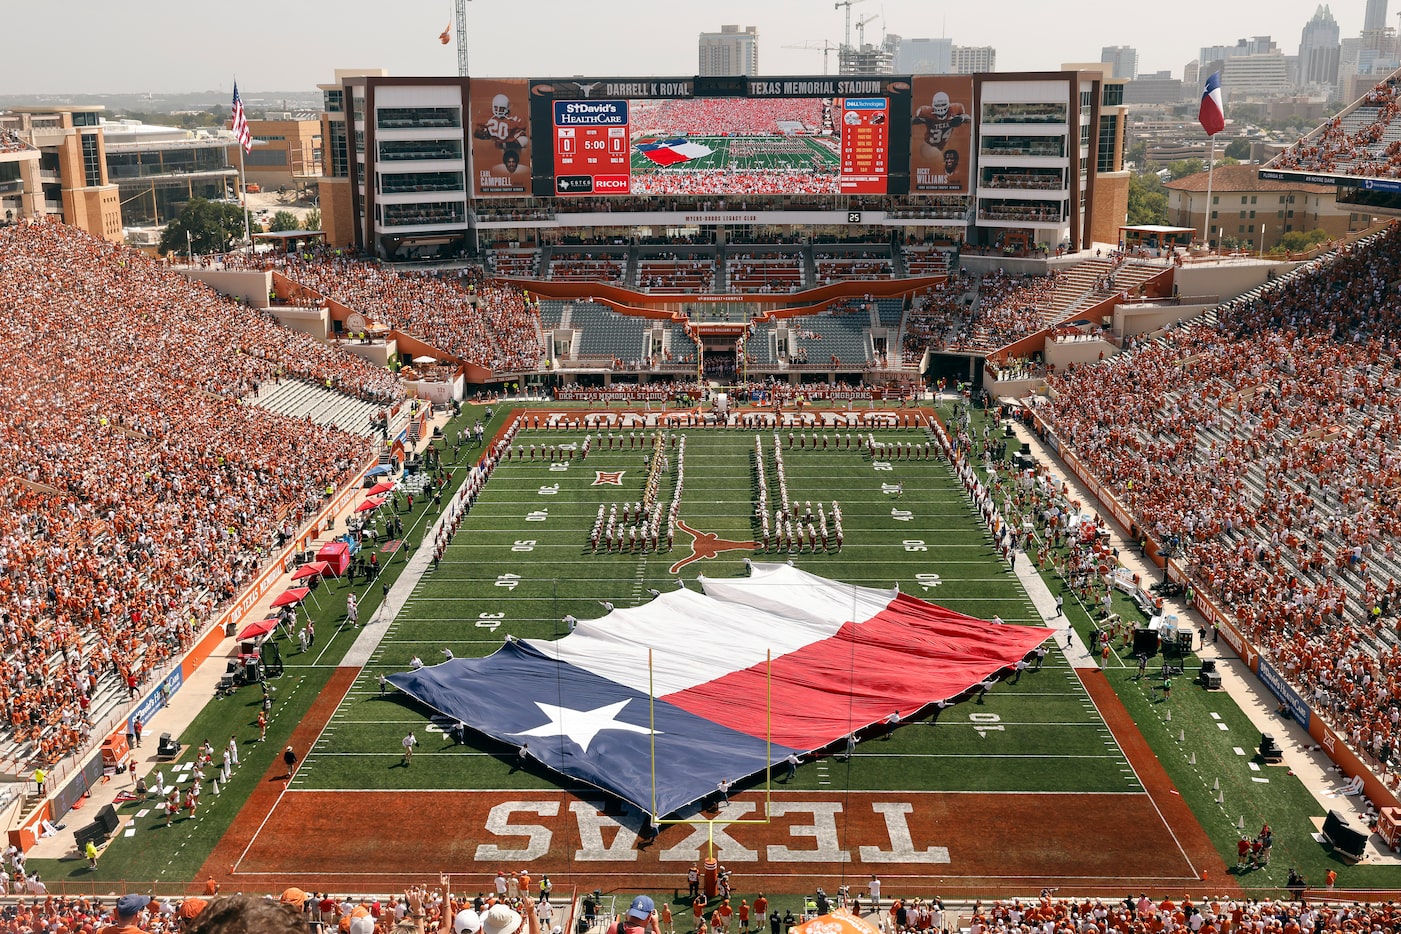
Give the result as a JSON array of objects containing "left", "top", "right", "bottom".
[
  {"left": 355, "top": 494, "right": 387, "bottom": 513},
  {"left": 270, "top": 587, "right": 311, "bottom": 608},
  {"left": 315, "top": 541, "right": 351, "bottom": 576},
  {"left": 235, "top": 618, "right": 280, "bottom": 641},
  {"left": 366, "top": 480, "right": 396, "bottom": 496},
  {"left": 290, "top": 560, "right": 331, "bottom": 582}
]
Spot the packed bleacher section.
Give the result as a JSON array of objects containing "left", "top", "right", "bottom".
[
  {"left": 938, "top": 894, "right": 1394, "bottom": 933},
  {"left": 726, "top": 250, "right": 806, "bottom": 293},
  {"left": 225, "top": 250, "right": 543, "bottom": 372},
  {"left": 1270, "top": 72, "right": 1401, "bottom": 178},
  {"left": 813, "top": 250, "right": 895, "bottom": 284},
  {"left": 1039, "top": 223, "right": 1401, "bottom": 780},
  {"left": 952, "top": 268, "right": 1059, "bottom": 352},
  {"left": 628, "top": 98, "right": 826, "bottom": 137},
  {"left": 631, "top": 168, "right": 840, "bottom": 196},
  {"left": 0, "top": 221, "right": 396, "bottom": 766},
  {"left": 547, "top": 253, "right": 627, "bottom": 284},
  {"left": 902, "top": 277, "right": 975, "bottom": 363},
  {"left": 0, "top": 888, "right": 1397, "bottom": 934},
  {"left": 487, "top": 248, "right": 540, "bottom": 278},
  {"left": 635, "top": 255, "right": 716, "bottom": 292}
]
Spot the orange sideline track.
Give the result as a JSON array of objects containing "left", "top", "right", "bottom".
[{"left": 196, "top": 664, "right": 1236, "bottom": 897}]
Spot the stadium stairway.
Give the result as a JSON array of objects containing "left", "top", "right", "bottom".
[{"left": 248, "top": 379, "right": 384, "bottom": 438}]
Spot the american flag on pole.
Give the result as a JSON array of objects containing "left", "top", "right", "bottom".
[{"left": 231, "top": 83, "right": 252, "bottom": 153}]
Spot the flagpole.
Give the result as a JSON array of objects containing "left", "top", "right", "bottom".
[
  {"left": 1204, "top": 134, "right": 1216, "bottom": 252},
  {"left": 239, "top": 141, "right": 251, "bottom": 249}
]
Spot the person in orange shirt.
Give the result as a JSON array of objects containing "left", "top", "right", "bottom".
[
  {"left": 692, "top": 897, "right": 706, "bottom": 934},
  {"left": 753, "top": 896, "right": 767, "bottom": 921},
  {"left": 718, "top": 900, "right": 733, "bottom": 933},
  {"left": 738, "top": 901, "right": 750, "bottom": 933}
]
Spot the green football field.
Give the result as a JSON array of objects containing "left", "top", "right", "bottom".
[
  {"left": 629, "top": 136, "right": 839, "bottom": 175},
  {"left": 298, "top": 425, "right": 1138, "bottom": 797}
]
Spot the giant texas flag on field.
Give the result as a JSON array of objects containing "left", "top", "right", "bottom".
[
  {"left": 635, "top": 137, "right": 715, "bottom": 167},
  {"left": 388, "top": 564, "right": 1050, "bottom": 816},
  {"left": 1199, "top": 72, "right": 1226, "bottom": 136}
]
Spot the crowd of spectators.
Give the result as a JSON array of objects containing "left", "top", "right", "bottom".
[
  {"left": 0, "top": 221, "right": 392, "bottom": 764},
  {"left": 629, "top": 98, "right": 827, "bottom": 137},
  {"left": 951, "top": 893, "right": 1399, "bottom": 934},
  {"left": 1272, "top": 76, "right": 1401, "bottom": 178},
  {"left": 631, "top": 168, "right": 840, "bottom": 197},
  {"left": 227, "top": 250, "right": 544, "bottom": 373},
  {"left": 0, "top": 128, "right": 31, "bottom": 154},
  {"left": 956, "top": 270, "right": 1059, "bottom": 350},
  {"left": 1041, "top": 222, "right": 1401, "bottom": 779},
  {"left": 902, "top": 277, "right": 974, "bottom": 363}
]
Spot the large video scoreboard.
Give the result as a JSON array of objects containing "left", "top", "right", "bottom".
[
  {"left": 553, "top": 99, "right": 631, "bottom": 196},
  {"left": 496, "top": 75, "right": 971, "bottom": 199}
]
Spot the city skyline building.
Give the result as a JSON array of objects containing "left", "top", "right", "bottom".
[
  {"left": 699, "top": 24, "right": 760, "bottom": 77},
  {"left": 1298, "top": 4, "right": 1341, "bottom": 86},
  {"left": 1101, "top": 45, "right": 1139, "bottom": 79}
]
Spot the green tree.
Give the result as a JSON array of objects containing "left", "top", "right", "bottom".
[
  {"left": 158, "top": 197, "right": 251, "bottom": 255},
  {"left": 1125, "top": 138, "right": 1148, "bottom": 168},
  {"left": 1167, "top": 159, "right": 1204, "bottom": 180},
  {"left": 1127, "top": 172, "right": 1168, "bottom": 225},
  {"left": 1224, "top": 138, "right": 1252, "bottom": 160},
  {"left": 302, "top": 208, "right": 322, "bottom": 231},
  {"left": 1278, "top": 228, "right": 1332, "bottom": 252},
  {"left": 268, "top": 210, "right": 300, "bottom": 232}
]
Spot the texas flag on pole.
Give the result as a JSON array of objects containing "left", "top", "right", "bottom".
[
  {"left": 388, "top": 563, "right": 1051, "bottom": 816},
  {"left": 1199, "top": 71, "right": 1226, "bottom": 136}
]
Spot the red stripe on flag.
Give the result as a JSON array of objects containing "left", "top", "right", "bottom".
[
  {"left": 662, "top": 594, "right": 1051, "bottom": 749},
  {"left": 232, "top": 85, "right": 253, "bottom": 154},
  {"left": 641, "top": 148, "right": 690, "bottom": 167}
]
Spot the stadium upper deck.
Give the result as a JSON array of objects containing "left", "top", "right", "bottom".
[
  {"left": 315, "top": 69, "right": 1131, "bottom": 262},
  {"left": 1261, "top": 65, "right": 1401, "bottom": 214}
]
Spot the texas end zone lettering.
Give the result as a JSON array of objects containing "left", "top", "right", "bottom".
[{"left": 472, "top": 797, "right": 950, "bottom": 864}]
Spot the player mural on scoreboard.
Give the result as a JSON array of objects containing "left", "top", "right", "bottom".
[
  {"left": 909, "top": 76, "right": 973, "bottom": 194},
  {"left": 472, "top": 78, "right": 531, "bottom": 196}
]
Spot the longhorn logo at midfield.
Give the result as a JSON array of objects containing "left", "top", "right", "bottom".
[{"left": 668, "top": 520, "right": 755, "bottom": 574}]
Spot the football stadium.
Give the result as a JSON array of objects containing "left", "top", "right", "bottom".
[{"left": 5, "top": 56, "right": 1401, "bottom": 934}]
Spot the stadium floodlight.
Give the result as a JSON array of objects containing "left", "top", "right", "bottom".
[{"left": 647, "top": 647, "right": 774, "bottom": 856}]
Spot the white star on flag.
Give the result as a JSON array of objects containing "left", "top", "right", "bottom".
[{"left": 511, "top": 699, "right": 659, "bottom": 752}]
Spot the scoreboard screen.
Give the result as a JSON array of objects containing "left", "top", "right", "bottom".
[
  {"left": 525, "top": 76, "right": 914, "bottom": 197},
  {"left": 837, "top": 97, "right": 889, "bottom": 194},
  {"left": 553, "top": 100, "right": 630, "bottom": 196}
]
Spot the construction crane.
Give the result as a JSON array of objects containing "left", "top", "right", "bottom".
[
  {"left": 833, "top": 0, "right": 868, "bottom": 51},
  {"left": 783, "top": 40, "right": 841, "bottom": 75},
  {"left": 454, "top": 0, "right": 472, "bottom": 76},
  {"left": 854, "top": 14, "right": 880, "bottom": 48}
]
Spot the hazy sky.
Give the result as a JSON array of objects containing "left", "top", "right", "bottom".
[{"left": 0, "top": 0, "right": 1384, "bottom": 96}]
